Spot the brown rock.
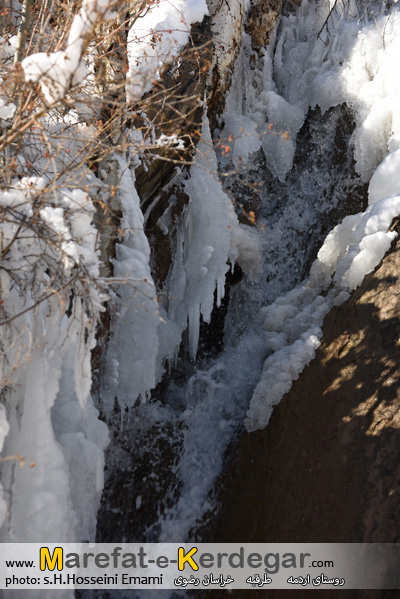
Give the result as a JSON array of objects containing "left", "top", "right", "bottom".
[{"left": 246, "top": 0, "right": 283, "bottom": 55}]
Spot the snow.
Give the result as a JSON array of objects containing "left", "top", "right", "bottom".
[
  {"left": 222, "top": 0, "right": 400, "bottom": 183},
  {"left": 208, "top": 0, "right": 246, "bottom": 113},
  {"left": 2, "top": 0, "right": 218, "bottom": 554},
  {"left": 52, "top": 348, "right": 109, "bottom": 541},
  {"left": 0, "top": 405, "right": 9, "bottom": 527},
  {"left": 181, "top": 120, "right": 237, "bottom": 357},
  {"left": 369, "top": 147, "right": 400, "bottom": 205},
  {"left": 245, "top": 286, "right": 331, "bottom": 431},
  {"left": 229, "top": 224, "right": 262, "bottom": 283},
  {"left": 0, "top": 98, "right": 16, "bottom": 120},
  {"left": 2, "top": 0, "right": 400, "bottom": 558},
  {"left": 246, "top": 331, "right": 321, "bottom": 430},
  {"left": 222, "top": 113, "right": 262, "bottom": 166},
  {"left": 259, "top": 90, "right": 303, "bottom": 181},
  {"left": 340, "top": 12, "right": 400, "bottom": 180},
  {"left": 0, "top": 35, "right": 17, "bottom": 59},
  {"left": 173, "top": 0, "right": 400, "bottom": 436},
  {"left": 80, "top": 0, "right": 400, "bottom": 548},
  {"left": 155, "top": 134, "right": 185, "bottom": 150},
  {"left": 0, "top": 406, "right": 9, "bottom": 450},
  {"left": 127, "top": 0, "right": 209, "bottom": 101},
  {"left": 311, "top": 148, "right": 400, "bottom": 291},
  {"left": 6, "top": 323, "right": 76, "bottom": 542},
  {"left": 22, "top": 0, "right": 112, "bottom": 103},
  {"left": 214, "top": 0, "right": 400, "bottom": 432},
  {"left": 143, "top": 0, "right": 400, "bottom": 539}
]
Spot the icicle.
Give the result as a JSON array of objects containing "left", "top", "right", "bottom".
[
  {"left": 101, "top": 155, "right": 160, "bottom": 411},
  {"left": 164, "top": 110, "right": 259, "bottom": 359}
]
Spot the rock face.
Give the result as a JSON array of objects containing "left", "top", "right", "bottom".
[
  {"left": 246, "top": 0, "right": 282, "bottom": 55},
  {"left": 212, "top": 221, "right": 400, "bottom": 551}
]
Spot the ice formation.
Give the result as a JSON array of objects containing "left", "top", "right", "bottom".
[
  {"left": 140, "top": 0, "right": 400, "bottom": 538},
  {"left": 2, "top": 0, "right": 400, "bottom": 558},
  {"left": 101, "top": 156, "right": 161, "bottom": 410},
  {"left": 0, "top": 0, "right": 250, "bottom": 547},
  {"left": 159, "top": 112, "right": 261, "bottom": 362},
  {"left": 0, "top": 177, "right": 108, "bottom": 542},
  {"left": 0, "top": 0, "right": 117, "bottom": 544}
]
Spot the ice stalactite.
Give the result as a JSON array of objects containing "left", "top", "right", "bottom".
[
  {"left": 101, "top": 156, "right": 161, "bottom": 412},
  {"left": 159, "top": 111, "right": 261, "bottom": 363}
]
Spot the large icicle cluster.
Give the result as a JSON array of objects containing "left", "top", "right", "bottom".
[
  {"left": 167, "top": 114, "right": 241, "bottom": 358},
  {"left": 0, "top": 8, "right": 111, "bottom": 546},
  {"left": 157, "top": 113, "right": 261, "bottom": 365},
  {"left": 0, "top": 175, "right": 108, "bottom": 541},
  {"left": 101, "top": 112, "right": 261, "bottom": 415}
]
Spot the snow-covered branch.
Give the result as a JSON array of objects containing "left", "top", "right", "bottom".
[{"left": 21, "top": 0, "right": 113, "bottom": 103}]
